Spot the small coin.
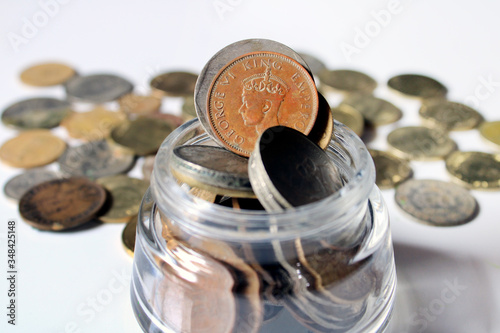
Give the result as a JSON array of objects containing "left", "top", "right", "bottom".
[
  {"left": 419, "top": 100, "right": 483, "bottom": 131},
  {"left": 118, "top": 94, "right": 161, "bottom": 115},
  {"left": 387, "top": 126, "right": 456, "bottom": 160},
  {"left": 18, "top": 177, "right": 106, "bottom": 231},
  {"left": 58, "top": 140, "right": 135, "bottom": 179},
  {"left": 339, "top": 93, "right": 402, "bottom": 126},
  {"left": 3, "top": 169, "right": 61, "bottom": 202},
  {"left": 61, "top": 107, "right": 126, "bottom": 141},
  {"left": 2, "top": 97, "right": 72, "bottom": 129},
  {"left": 150, "top": 71, "right": 198, "bottom": 97},
  {"left": 307, "top": 92, "right": 334, "bottom": 150},
  {"left": 297, "top": 52, "right": 327, "bottom": 76},
  {"left": 445, "top": 151, "right": 500, "bottom": 190},
  {"left": 0, "top": 129, "right": 66, "bottom": 168},
  {"left": 369, "top": 149, "right": 412, "bottom": 189},
  {"left": 145, "top": 113, "right": 184, "bottom": 129},
  {"left": 122, "top": 215, "right": 137, "bottom": 257},
  {"left": 96, "top": 175, "right": 149, "bottom": 223},
  {"left": 181, "top": 96, "right": 197, "bottom": 121},
  {"left": 65, "top": 74, "right": 133, "bottom": 103},
  {"left": 141, "top": 155, "right": 155, "bottom": 182},
  {"left": 331, "top": 105, "right": 364, "bottom": 137},
  {"left": 318, "top": 69, "right": 377, "bottom": 94},
  {"left": 20, "top": 62, "right": 76, "bottom": 86},
  {"left": 479, "top": 121, "right": 500, "bottom": 148},
  {"left": 387, "top": 74, "right": 447, "bottom": 99},
  {"left": 395, "top": 179, "right": 478, "bottom": 226}
]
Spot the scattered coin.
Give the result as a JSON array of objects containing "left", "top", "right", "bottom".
[
  {"left": 65, "top": 74, "right": 133, "bottom": 103},
  {"left": 118, "top": 94, "right": 161, "bottom": 115},
  {"left": 0, "top": 129, "right": 66, "bottom": 168},
  {"left": 387, "top": 126, "right": 456, "bottom": 160},
  {"left": 331, "top": 105, "right": 364, "bottom": 137},
  {"left": 181, "top": 96, "right": 197, "bottom": 121},
  {"left": 339, "top": 93, "right": 402, "bottom": 126},
  {"left": 3, "top": 169, "right": 61, "bottom": 202},
  {"left": 145, "top": 113, "right": 184, "bottom": 129},
  {"left": 122, "top": 215, "right": 137, "bottom": 257},
  {"left": 419, "top": 100, "right": 483, "bottom": 131},
  {"left": 479, "top": 121, "right": 500, "bottom": 148},
  {"left": 318, "top": 69, "right": 377, "bottom": 94},
  {"left": 150, "top": 71, "right": 198, "bottom": 97},
  {"left": 298, "top": 52, "right": 327, "bottom": 76},
  {"left": 20, "top": 62, "right": 76, "bottom": 86},
  {"left": 1, "top": 97, "right": 72, "bottom": 129},
  {"left": 445, "top": 151, "right": 500, "bottom": 190},
  {"left": 61, "top": 107, "right": 126, "bottom": 141},
  {"left": 18, "top": 177, "right": 106, "bottom": 231},
  {"left": 395, "top": 179, "right": 478, "bottom": 226},
  {"left": 369, "top": 149, "right": 412, "bottom": 189},
  {"left": 387, "top": 74, "right": 447, "bottom": 99},
  {"left": 141, "top": 155, "right": 155, "bottom": 182}
]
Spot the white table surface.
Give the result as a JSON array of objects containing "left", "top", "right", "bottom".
[{"left": 0, "top": 1, "right": 499, "bottom": 332}]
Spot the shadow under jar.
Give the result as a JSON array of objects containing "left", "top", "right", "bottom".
[{"left": 131, "top": 118, "right": 396, "bottom": 333}]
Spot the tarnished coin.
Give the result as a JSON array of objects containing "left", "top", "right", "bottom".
[
  {"left": 0, "top": 129, "right": 66, "bottom": 168},
  {"left": 387, "top": 126, "right": 456, "bottom": 160},
  {"left": 18, "top": 177, "right": 106, "bottom": 231},
  {"left": 206, "top": 51, "right": 319, "bottom": 157},
  {"left": 419, "top": 100, "right": 483, "bottom": 131},
  {"left": 118, "top": 94, "right": 161, "bottom": 115},
  {"left": 122, "top": 215, "right": 137, "bottom": 257},
  {"left": 2, "top": 97, "right": 72, "bottom": 129},
  {"left": 20, "top": 62, "right": 76, "bottom": 86},
  {"left": 479, "top": 121, "right": 500, "bottom": 148},
  {"left": 339, "top": 93, "right": 402, "bottom": 126},
  {"left": 65, "top": 74, "right": 133, "bottom": 103},
  {"left": 171, "top": 145, "right": 254, "bottom": 198},
  {"left": 145, "top": 113, "right": 184, "bottom": 129},
  {"left": 3, "top": 169, "right": 61, "bottom": 202},
  {"left": 395, "top": 179, "right": 478, "bottom": 226},
  {"left": 445, "top": 151, "right": 500, "bottom": 190},
  {"left": 331, "top": 105, "right": 364, "bottom": 137},
  {"left": 307, "top": 92, "right": 334, "bottom": 150},
  {"left": 141, "top": 155, "right": 155, "bottom": 182},
  {"left": 387, "top": 74, "right": 447, "bottom": 99},
  {"left": 318, "top": 69, "right": 377, "bottom": 94},
  {"left": 181, "top": 96, "right": 197, "bottom": 121},
  {"left": 298, "top": 52, "right": 327, "bottom": 76},
  {"left": 150, "top": 71, "right": 198, "bottom": 97},
  {"left": 61, "top": 107, "right": 126, "bottom": 141},
  {"left": 96, "top": 175, "right": 149, "bottom": 223},
  {"left": 58, "top": 140, "right": 135, "bottom": 179},
  {"left": 369, "top": 149, "right": 412, "bottom": 189}
]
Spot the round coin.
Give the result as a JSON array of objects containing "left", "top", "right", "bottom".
[
  {"left": 318, "top": 69, "right": 377, "bottom": 94},
  {"left": 331, "top": 105, "right": 364, "bottom": 137},
  {"left": 0, "top": 129, "right": 66, "bottom": 168},
  {"left": 118, "top": 94, "right": 161, "bottom": 115},
  {"left": 207, "top": 51, "right": 319, "bottom": 157},
  {"left": 61, "top": 107, "right": 126, "bottom": 141},
  {"left": 181, "top": 96, "right": 197, "bottom": 121},
  {"left": 307, "top": 92, "right": 334, "bottom": 149},
  {"left": 340, "top": 93, "right": 402, "bottom": 126},
  {"left": 387, "top": 126, "right": 456, "bottom": 160},
  {"left": 65, "top": 74, "right": 133, "bottom": 103},
  {"left": 2, "top": 97, "right": 72, "bottom": 129},
  {"left": 369, "top": 149, "right": 412, "bottom": 189},
  {"left": 445, "top": 151, "right": 500, "bottom": 190},
  {"left": 18, "top": 177, "right": 106, "bottom": 231},
  {"left": 3, "top": 169, "right": 61, "bottom": 202},
  {"left": 395, "top": 179, "right": 478, "bottom": 226},
  {"left": 387, "top": 74, "right": 447, "bottom": 99},
  {"left": 150, "top": 71, "right": 198, "bottom": 97},
  {"left": 122, "top": 215, "right": 137, "bottom": 257},
  {"left": 297, "top": 52, "right": 327, "bottom": 76},
  {"left": 479, "top": 121, "right": 500, "bottom": 148},
  {"left": 419, "top": 100, "right": 483, "bottom": 131},
  {"left": 20, "top": 62, "right": 75, "bottom": 86}
]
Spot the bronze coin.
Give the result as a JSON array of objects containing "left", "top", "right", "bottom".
[
  {"left": 18, "top": 177, "right": 106, "bottom": 231},
  {"left": 122, "top": 215, "right": 137, "bottom": 257},
  {"left": 307, "top": 92, "right": 334, "bottom": 150},
  {"left": 150, "top": 71, "right": 198, "bottom": 97}
]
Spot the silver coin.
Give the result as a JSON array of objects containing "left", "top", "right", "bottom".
[
  {"left": 1, "top": 97, "right": 72, "bottom": 129},
  {"left": 395, "top": 179, "right": 478, "bottom": 226},
  {"left": 65, "top": 74, "right": 133, "bottom": 103},
  {"left": 57, "top": 140, "right": 135, "bottom": 179},
  {"left": 3, "top": 168, "right": 61, "bottom": 202},
  {"left": 297, "top": 52, "right": 327, "bottom": 76},
  {"left": 171, "top": 145, "right": 254, "bottom": 197}
]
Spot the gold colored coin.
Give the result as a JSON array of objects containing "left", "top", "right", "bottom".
[
  {"left": 20, "top": 62, "right": 76, "bottom": 87},
  {"left": 387, "top": 74, "right": 447, "bottom": 99},
  {"left": 369, "top": 149, "right": 412, "bottom": 189},
  {"left": 387, "top": 126, "right": 456, "bottom": 160},
  {"left": 340, "top": 93, "right": 402, "bottom": 126},
  {"left": 118, "top": 94, "right": 161, "bottom": 115},
  {"left": 331, "top": 105, "right": 364, "bottom": 137},
  {"left": 479, "top": 121, "right": 500, "bottom": 148},
  {"left": 445, "top": 151, "right": 500, "bottom": 190},
  {"left": 307, "top": 92, "right": 334, "bottom": 149},
  {"left": 96, "top": 175, "right": 149, "bottom": 223},
  {"left": 122, "top": 215, "right": 137, "bottom": 257},
  {"left": 0, "top": 129, "right": 66, "bottom": 168},
  {"left": 419, "top": 101, "right": 483, "bottom": 131},
  {"left": 318, "top": 69, "right": 377, "bottom": 94},
  {"left": 61, "top": 107, "right": 126, "bottom": 141}
]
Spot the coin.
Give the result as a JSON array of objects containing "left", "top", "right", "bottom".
[
  {"left": 206, "top": 51, "right": 319, "bottom": 157},
  {"left": 171, "top": 145, "right": 254, "bottom": 198},
  {"left": 387, "top": 126, "right": 456, "bottom": 160},
  {"left": 298, "top": 52, "right": 327, "bottom": 76},
  {"left": 65, "top": 74, "right": 133, "bottom": 103},
  {"left": 339, "top": 93, "right": 402, "bottom": 126},
  {"left": 395, "top": 179, "right": 478, "bottom": 226},
  {"left": 369, "top": 149, "right": 412, "bottom": 189},
  {"left": 122, "top": 215, "right": 137, "bottom": 257},
  {"left": 118, "top": 94, "right": 161, "bottom": 115},
  {"left": 181, "top": 96, "right": 197, "bottom": 121},
  {"left": 61, "top": 107, "right": 126, "bottom": 141},
  {"left": 387, "top": 74, "right": 447, "bottom": 99},
  {"left": 318, "top": 69, "right": 377, "bottom": 94},
  {"left": 479, "top": 121, "right": 500, "bottom": 148},
  {"left": 2, "top": 97, "right": 72, "bottom": 129},
  {"left": 419, "top": 100, "right": 483, "bottom": 131},
  {"left": 331, "top": 105, "right": 364, "bottom": 137},
  {"left": 145, "top": 113, "right": 184, "bottom": 129},
  {"left": 20, "top": 62, "right": 76, "bottom": 86},
  {"left": 0, "top": 129, "right": 66, "bottom": 168},
  {"left": 307, "top": 92, "right": 334, "bottom": 150},
  {"left": 18, "top": 177, "right": 106, "bottom": 231},
  {"left": 445, "top": 151, "right": 500, "bottom": 190},
  {"left": 141, "top": 155, "right": 155, "bottom": 182},
  {"left": 58, "top": 140, "right": 135, "bottom": 179},
  {"left": 96, "top": 175, "right": 149, "bottom": 223},
  {"left": 150, "top": 71, "right": 198, "bottom": 97},
  {"left": 3, "top": 169, "right": 61, "bottom": 202}
]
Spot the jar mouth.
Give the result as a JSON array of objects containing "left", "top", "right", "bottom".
[{"left": 151, "top": 118, "right": 375, "bottom": 241}]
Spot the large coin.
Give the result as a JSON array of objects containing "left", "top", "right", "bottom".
[
  {"left": 207, "top": 52, "right": 319, "bottom": 157},
  {"left": 445, "top": 151, "right": 500, "bottom": 190},
  {"left": 339, "top": 93, "right": 402, "bottom": 126},
  {"left": 479, "top": 121, "right": 500, "bottom": 148},
  {"left": 61, "top": 107, "right": 126, "bottom": 141},
  {"left": 20, "top": 62, "right": 76, "bottom": 86},
  {"left": 18, "top": 177, "right": 106, "bottom": 231},
  {"left": 298, "top": 52, "right": 327, "bottom": 76},
  {"left": 65, "top": 74, "right": 133, "bottom": 103},
  {"left": 395, "top": 179, "right": 478, "bottom": 226},
  {"left": 369, "top": 149, "right": 412, "bottom": 189},
  {"left": 419, "top": 100, "right": 483, "bottom": 131},
  {"left": 150, "top": 71, "right": 198, "bottom": 97},
  {"left": 3, "top": 169, "right": 61, "bottom": 202},
  {"left": 318, "top": 69, "right": 377, "bottom": 94},
  {"left": 387, "top": 74, "right": 447, "bottom": 99},
  {"left": 1, "top": 97, "right": 72, "bottom": 129},
  {"left": 331, "top": 105, "right": 364, "bottom": 137}
]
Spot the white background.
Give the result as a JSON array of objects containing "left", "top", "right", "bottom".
[{"left": 0, "top": 1, "right": 499, "bottom": 332}]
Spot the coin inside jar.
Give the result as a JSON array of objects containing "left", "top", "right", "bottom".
[
  {"left": 445, "top": 151, "right": 500, "bottom": 190},
  {"left": 419, "top": 100, "right": 483, "bottom": 131},
  {"left": 387, "top": 74, "right": 447, "bottom": 99},
  {"left": 20, "top": 62, "right": 76, "bottom": 86}
]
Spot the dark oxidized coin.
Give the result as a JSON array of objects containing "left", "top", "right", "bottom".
[{"left": 1, "top": 97, "right": 72, "bottom": 129}]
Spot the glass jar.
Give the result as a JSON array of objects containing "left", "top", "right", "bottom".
[{"left": 131, "top": 118, "right": 396, "bottom": 333}]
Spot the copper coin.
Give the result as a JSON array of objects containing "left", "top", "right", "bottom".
[
  {"left": 18, "top": 177, "right": 106, "bottom": 231},
  {"left": 206, "top": 51, "right": 319, "bottom": 157},
  {"left": 307, "top": 92, "right": 333, "bottom": 150}
]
